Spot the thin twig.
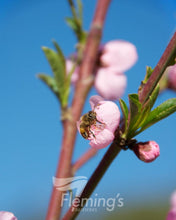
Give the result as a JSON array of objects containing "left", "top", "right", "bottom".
[
  {"left": 139, "top": 31, "right": 176, "bottom": 104},
  {"left": 46, "top": 0, "right": 111, "bottom": 219},
  {"left": 72, "top": 148, "right": 98, "bottom": 174}
]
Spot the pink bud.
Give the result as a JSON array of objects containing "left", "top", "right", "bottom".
[
  {"left": 167, "top": 210, "right": 176, "bottom": 220},
  {"left": 171, "top": 191, "right": 176, "bottom": 208},
  {"left": 0, "top": 212, "right": 17, "bottom": 220},
  {"left": 77, "top": 95, "right": 120, "bottom": 149},
  {"left": 167, "top": 191, "right": 176, "bottom": 220},
  {"left": 66, "top": 59, "right": 79, "bottom": 84},
  {"left": 167, "top": 64, "right": 176, "bottom": 91},
  {"left": 94, "top": 67, "right": 127, "bottom": 100},
  {"left": 100, "top": 40, "right": 138, "bottom": 72},
  {"left": 133, "top": 141, "right": 160, "bottom": 163}
]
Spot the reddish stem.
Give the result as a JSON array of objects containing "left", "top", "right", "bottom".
[
  {"left": 72, "top": 148, "right": 98, "bottom": 174},
  {"left": 46, "top": 0, "right": 111, "bottom": 219},
  {"left": 139, "top": 31, "right": 176, "bottom": 103}
]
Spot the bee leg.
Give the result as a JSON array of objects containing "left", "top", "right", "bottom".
[
  {"left": 96, "top": 118, "right": 105, "bottom": 125},
  {"left": 90, "top": 130, "right": 95, "bottom": 138}
]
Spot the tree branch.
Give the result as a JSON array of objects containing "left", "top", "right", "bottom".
[{"left": 46, "top": 0, "right": 112, "bottom": 219}]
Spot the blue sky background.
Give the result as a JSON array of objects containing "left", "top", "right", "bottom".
[{"left": 0, "top": 0, "right": 176, "bottom": 219}]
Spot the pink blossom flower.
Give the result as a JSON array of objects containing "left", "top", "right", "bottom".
[
  {"left": 95, "top": 40, "right": 138, "bottom": 100},
  {"left": 77, "top": 95, "right": 120, "bottom": 149},
  {"left": 167, "top": 64, "right": 176, "bottom": 91},
  {"left": 132, "top": 141, "right": 160, "bottom": 163},
  {"left": 66, "top": 59, "right": 79, "bottom": 84},
  {"left": 95, "top": 68, "right": 127, "bottom": 100},
  {"left": 0, "top": 211, "right": 17, "bottom": 220},
  {"left": 167, "top": 191, "right": 176, "bottom": 220},
  {"left": 100, "top": 40, "right": 138, "bottom": 72}
]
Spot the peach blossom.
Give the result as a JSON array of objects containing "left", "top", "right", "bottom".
[{"left": 77, "top": 95, "right": 120, "bottom": 149}]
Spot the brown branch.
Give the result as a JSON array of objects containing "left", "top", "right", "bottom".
[
  {"left": 63, "top": 142, "right": 121, "bottom": 220},
  {"left": 46, "top": 0, "right": 112, "bottom": 219},
  {"left": 139, "top": 31, "right": 176, "bottom": 104},
  {"left": 72, "top": 148, "right": 98, "bottom": 174}
]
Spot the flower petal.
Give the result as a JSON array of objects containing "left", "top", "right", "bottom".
[
  {"left": 171, "top": 191, "right": 176, "bottom": 209},
  {"left": 0, "top": 211, "right": 17, "bottom": 220},
  {"left": 95, "top": 68, "right": 127, "bottom": 100},
  {"left": 89, "top": 129, "right": 114, "bottom": 149},
  {"left": 89, "top": 95, "right": 104, "bottom": 110},
  {"left": 168, "top": 64, "right": 176, "bottom": 90},
  {"left": 101, "top": 40, "right": 138, "bottom": 72},
  {"left": 94, "top": 99, "right": 120, "bottom": 133},
  {"left": 133, "top": 141, "right": 160, "bottom": 163}
]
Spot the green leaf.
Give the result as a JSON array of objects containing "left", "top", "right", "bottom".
[
  {"left": 52, "top": 40, "right": 66, "bottom": 76},
  {"left": 65, "top": 17, "right": 79, "bottom": 33},
  {"left": 38, "top": 74, "right": 59, "bottom": 95},
  {"left": 42, "top": 46, "right": 65, "bottom": 86},
  {"left": 77, "top": 0, "right": 83, "bottom": 22},
  {"left": 42, "top": 46, "right": 68, "bottom": 107},
  {"left": 128, "top": 94, "right": 142, "bottom": 136},
  {"left": 138, "top": 66, "right": 154, "bottom": 96},
  {"left": 119, "top": 99, "right": 129, "bottom": 133},
  {"left": 128, "top": 94, "right": 141, "bottom": 120},
  {"left": 145, "top": 66, "right": 154, "bottom": 83},
  {"left": 148, "top": 83, "right": 160, "bottom": 109},
  {"left": 140, "top": 98, "right": 176, "bottom": 131}
]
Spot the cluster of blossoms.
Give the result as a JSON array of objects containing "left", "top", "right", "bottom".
[
  {"left": 167, "top": 191, "right": 176, "bottom": 220},
  {"left": 72, "top": 39, "right": 160, "bottom": 164},
  {"left": 67, "top": 40, "right": 138, "bottom": 100},
  {"left": 77, "top": 96, "right": 160, "bottom": 163},
  {"left": 0, "top": 211, "right": 17, "bottom": 220}
]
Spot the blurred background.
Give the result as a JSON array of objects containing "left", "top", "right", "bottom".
[{"left": 0, "top": 0, "right": 176, "bottom": 219}]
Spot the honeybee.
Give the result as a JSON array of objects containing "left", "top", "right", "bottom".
[{"left": 79, "top": 111, "right": 104, "bottom": 139}]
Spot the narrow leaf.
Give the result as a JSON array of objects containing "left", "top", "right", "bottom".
[
  {"left": 128, "top": 94, "right": 141, "bottom": 120},
  {"left": 65, "top": 17, "right": 79, "bottom": 33},
  {"left": 141, "top": 98, "right": 176, "bottom": 131},
  {"left": 148, "top": 83, "right": 160, "bottom": 109},
  {"left": 138, "top": 66, "right": 154, "bottom": 97},
  {"left": 119, "top": 99, "right": 129, "bottom": 133},
  {"left": 42, "top": 46, "right": 65, "bottom": 91},
  {"left": 77, "top": 0, "right": 83, "bottom": 22},
  {"left": 128, "top": 94, "right": 142, "bottom": 136},
  {"left": 38, "top": 74, "right": 59, "bottom": 95},
  {"left": 52, "top": 40, "right": 66, "bottom": 76}
]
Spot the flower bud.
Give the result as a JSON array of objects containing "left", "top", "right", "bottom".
[
  {"left": 133, "top": 141, "right": 160, "bottom": 163},
  {"left": 66, "top": 59, "right": 79, "bottom": 84},
  {"left": 0, "top": 211, "right": 17, "bottom": 220},
  {"left": 100, "top": 40, "right": 138, "bottom": 72},
  {"left": 94, "top": 68, "right": 127, "bottom": 100},
  {"left": 167, "top": 191, "right": 176, "bottom": 220},
  {"left": 168, "top": 64, "right": 176, "bottom": 91},
  {"left": 94, "top": 40, "right": 138, "bottom": 100}
]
